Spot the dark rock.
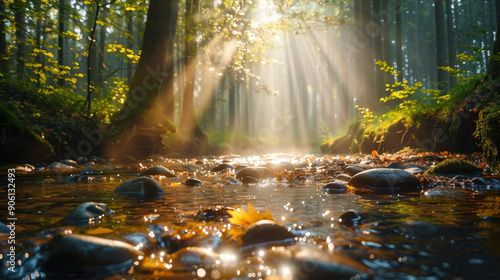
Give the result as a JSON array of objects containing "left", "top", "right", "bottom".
[
  {"left": 45, "top": 162, "right": 74, "bottom": 170},
  {"left": 211, "top": 163, "right": 235, "bottom": 172},
  {"left": 44, "top": 234, "right": 142, "bottom": 272},
  {"left": 59, "top": 159, "right": 77, "bottom": 167},
  {"left": 65, "top": 202, "right": 113, "bottom": 224},
  {"left": 0, "top": 221, "right": 10, "bottom": 233},
  {"left": 82, "top": 161, "right": 95, "bottom": 166},
  {"left": 404, "top": 165, "right": 425, "bottom": 175},
  {"left": 338, "top": 210, "right": 363, "bottom": 226},
  {"left": 79, "top": 167, "right": 102, "bottom": 177},
  {"left": 348, "top": 168, "right": 421, "bottom": 192},
  {"left": 114, "top": 177, "right": 163, "bottom": 195},
  {"left": 195, "top": 206, "right": 232, "bottom": 222},
  {"left": 322, "top": 182, "right": 348, "bottom": 193},
  {"left": 185, "top": 178, "right": 203, "bottom": 186},
  {"left": 169, "top": 247, "right": 219, "bottom": 270},
  {"left": 236, "top": 167, "right": 276, "bottom": 180},
  {"left": 396, "top": 221, "right": 438, "bottom": 239},
  {"left": 90, "top": 156, "right": 107, "bottom": 164},
  {"left": 182, "top": 164, "right": 203, "bottom": 172},
  {"left": 242, "top": 176, "right": 259, "bottom": 184},
  {"left": 327, "top": 169, "right": 337, "bottom": 176},
  {"left": 141, "top": 166, "right": 176, "bottom": 177},
  {"left": 387, "top": 162, "right": 402, "bottom": 169},
  {"left": 424, "top": 187, "right": 472, "bottom": 198},
  {"left": 335, "top": 174, "right": 352, "bottom": 182},
  {"left": 240, "top": 220, "right": 295, "bottom": 247},
  {"left": 344, "top": 166, "right": 364, "bottom": 176}
]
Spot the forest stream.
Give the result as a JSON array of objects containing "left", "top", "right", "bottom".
[{"left": 1, "top": 152, "right": 500, "bottom": 280}]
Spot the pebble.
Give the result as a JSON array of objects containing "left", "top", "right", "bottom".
[
  {"left": 141, "top": 166, "right": 176, "bottom": 177},
  {"left": 338, "top": 210, "right": 363, "bottom": 226},
  {"left": 344, "top": 166, "right": 364, "bottom": 176},
  {"left": 236, "top": 167, "right": 276, "bottom": 180},
  {"left": 348, "top": 168, "right": 421, "bottom": 192},
  {"left": 240, "top": 220, "right": 295, "bottom": 247},
  {"left": 45, "top": 162, "right": 74, "bottom": 170},
  {"left": 322, "top": 182, "right": 348, "bottom": 193},
  {"left": 65, "top": 202, "right": 113, "bottom": 224},
  {"left": 185, "top": 178, "right": 203, "bottom": 186},
  {"left": 211, "top": 163, "right": 236, "bottom": 172}
]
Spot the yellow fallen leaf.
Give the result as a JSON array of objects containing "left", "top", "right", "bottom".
[{"left": 227, "top": 202, "right": 276, "bottom": 227}]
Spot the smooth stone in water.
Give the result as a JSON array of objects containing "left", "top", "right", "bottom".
[
  {"left": 386, "top": 162, "right": 403, "bottom": 169},
  {"left": 44, "top": 234, "right": 143, "bottom": 271},
  {"left": 338, "top": 210, "right": 363, "bottom": 226},
  {"left": 141, "top": 166, "right": 176, "bottom": 177},
  {"left": 322, "top": 182, "right": 348, "bottom": 193},
  {"left": 45, "top": 161, "right": 75, "bottom": 170},
  {"left": 211, "top": 163, "right": 235, "bottom": 172},
  {"left": 236, "top": 167, "right": 276, "bottom": 180},
  {"left": 59, "top": 159, "right": 77, "bottom": 167},
  {"left": 241, "top": 220, "right": 295, "bottom": 247},
  {"left": 65, "top": 202, "right": 113, "bottom": 224},
  {"left": 114, "top": 177, "right": 163, "bottom": 195},
  {"left": 348, "top": 168, "right": 421, "bottom": 192},
  {"left": 344, "top": 166, "right": 364, "bottom": 176},
  {"left": 185, "top": 178, "right": 203, "bottom": 186},
  {"left": 242, "top": 176, "right": 259, "bottom": 184},
  {"left": 335, "top": 174, "right": 352, "bottom": 182},
  {"left": 424, "top": 187, "right": 472, "bottom": 198}
]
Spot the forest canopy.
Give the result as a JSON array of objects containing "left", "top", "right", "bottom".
[{"left": 0, "top": 0, "right": 499, "bottom": 163}]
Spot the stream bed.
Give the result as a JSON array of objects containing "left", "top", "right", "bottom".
[{"left": 1, "top": 153, "right": 500, "bottom": 279}]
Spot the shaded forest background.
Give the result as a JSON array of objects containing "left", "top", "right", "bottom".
[{"left": 0, "top": 0, "right": 499, "bottom": 164}]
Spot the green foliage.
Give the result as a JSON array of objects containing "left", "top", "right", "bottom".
[
  {"left": 474, "top": 104, "right": 500, "bottom": 173},
  {"left": 424, "top": 158, "right": 481, "bottom": 176}
]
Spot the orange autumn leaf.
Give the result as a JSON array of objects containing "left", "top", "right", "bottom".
[
  {"left": 227, "top": 202, "right": 276, "bottom": 227},
  {"left": 372, "top": 150, "right": 378, "bottom": 158}
]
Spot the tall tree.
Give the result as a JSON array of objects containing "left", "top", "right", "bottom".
[
  {"left": 0, "top": 0, "right": 7, "bottom": 75},
  {"left": 445, "top": 0, "right": 456, "bottom": 87},
  {"left": 434, "top": 0, "right": 448, "bottom": 88},
  {"left": 106, "top": 0, "right": 179, "bottom": 160},
  {"left": 13, "top": 0, "right": 25, "bottom": 80},
  {"left": 58, "top": 0, "right": 65, "bottom": 86}
]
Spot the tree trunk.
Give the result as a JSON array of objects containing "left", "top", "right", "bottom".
[
  {"left": 0, "top": 0, "right": 8, "bottom": 75},
  {"left": 97, "top": 21, "right": 106, "bottom": 87},
  {"left": 178, "top": 0, "right": 207, "bottom": 153},
  {"left": 395, "top": 0, "right": 403, "bottom": 82},
  {"left": 105, "top": 0, "right": 179, "bottom": 160},
  {"left": 13, "top": 0, "right": 25, "bottom": 80},
  {"left": 487, "top": 18, "right": 500, "bottom": 80},
  {"left": 446, "top": 0, "right": 456, "bottom": 87},
  {"left": 434, "top": 0, "right": 448, "bottom": 88},
  {"left": 58, "top": 0, "right": 65, "bottom": 86},
  {"left": 126, "top": 15, "right": 134, "bottom": 84}
]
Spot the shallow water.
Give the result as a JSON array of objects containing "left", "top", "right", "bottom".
[{"left": 1, "top": 154, "right": 500, "bottom": 279}]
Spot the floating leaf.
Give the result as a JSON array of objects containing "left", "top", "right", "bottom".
[{"left": 227, "top": 202, "right": 275, "bottom": 227}]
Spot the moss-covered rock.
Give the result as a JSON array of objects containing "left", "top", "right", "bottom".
[
  {"left": 0, "top": 102, "right": 54, "bottom": 163},
  {"left": 474, "top": 104, "right": 500, "bottom": 173},
  {"left": 424, "top": 158, "right": 482, "bottom": 177}
]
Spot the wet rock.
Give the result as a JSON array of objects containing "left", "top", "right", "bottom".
[
  {"left": 348, "top": 168, "right": 421, "bottom": 192},
  {"left": 82, "top": 161, "right": 95, "bottom": 166},
  {"left": 404, "top": 164, "right": 425, "bottom": 175},
  {"left": 141, "top": 166, "right": 176, "bottom": 177},
  {"left": 240, "top": 220, "right": 295, "bottom": 247},
  {"left": 90, "top": 155, "right": 107, "bottom": 164},
  {"left": 44, "top": 234, "right": 142, "bottom": 273},
  {"left": 114, "top": 177, "right": 163, "bottom": 195},
  {"left": 182, "top": 164, "right": 203, "bottom": 172},
  {"left": 264, "top": 246, "right": 370, "bottom": 280},
  {"left": 15, "top": 164, "right": 35, "bottom": 172},
  {"left": 79, "top": 167, "right": 102, "bottom": 177},
  {"left": 59, "top": 159, "right": 77, "bottom": 167},
  {"left": 185, "top": 178, "right": 203, "bottom": 186},
  {"left": 242, "top": 176, "right": 259, "bottom": 184},
  {"left": 0, "top": 221, "right": 10, "bottom": 233},
  {"left": 123, "top": 232, "right": 157, "bottom": 255},
  {"left": 327, "top": 169, "right": 337, "bottom": 176},
  {"left": 195, "top": 205, "right": 232, "bottom": 222},
  {"left": 211, "top": 163, "right": 235, "bottom": 172},
  {"left": 236, "top": 167, "right": 276, "bottom": 180},
  {"left": 424, "top": 158, "right": 482, "bottom": 177},
  {"left": 387, "top": 162, "right": 403, "bottom": 169},
  {"left": 322, "top": 182, "right": 348, "bottom": 193},
  {"left": 396, "top": 221, "right": 439, "bottom": 239},
  {"left": 222, "top": 176, "right": 240, "bottom": 184},
  {"left": 338, "top": 210, "right": 363, "bottom": 226},
  {"left": 45, "top": 161, "right": 74, "bottom": 170},
  {"left": 65, "top": 202, "right": 113, "bottom": 224},
  {"left": 424, "top": 187, "right": 473, "bottom": 198},
  {"left": 344, "top": 166, "right": 364, "bottom": 176},
  {"left": 169, "top": 247, "right": 219, "bottom": 270},
  {"left": 335, "top": 174, "right": 352, "bottom": 182}
]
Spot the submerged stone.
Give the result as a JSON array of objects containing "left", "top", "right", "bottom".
[
  {"left": 348, "top": 168, "right": 421, "bottom": 192},
  {"left": 344, "top": 166, "right": 364, "bottom": 176},
  {"left": 44, "top": 234, "right": 142, "bottom": 271},
  {"left": 236, "top": 167, "right": 276, "bottom": 180},
  {"left": 65, "top": 202, "right": 113, "bottom": 224},
  {"left": 211, "top": 163, "right": 236, "bottom": 172},
  {"left": 114, "top": 177, "right": 163, "bottom": 195},
  {"left": 338, "top": 210, "right": 363, "bottom": 226},
  {"left": 322, "top": 182, "right": 348, "bottom": 193},
  {"left": 45, "top": 161, "right": 74, "bottom": 170},
  {"left": 141, "top": 166, "right": 176, "bottom": 177},
  {"left": 185, "top": 178, "right": 203, "bottom": 186},
  {"left": 240, "top": 220, "right": 295, "bottom": 247}
]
